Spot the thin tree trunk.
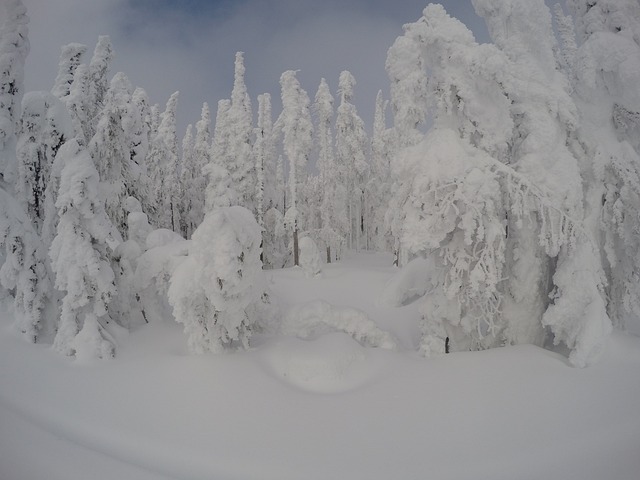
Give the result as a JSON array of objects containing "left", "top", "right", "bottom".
[
  {"left": 293, "top": 228, "right": 299, "bottom": 266},
  {"left": 326, "top": 245, "right": 331, "bottom": 264}
]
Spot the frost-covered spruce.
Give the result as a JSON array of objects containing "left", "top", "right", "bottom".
[
  {"left": 0, "top": 0, "right": 29, "bottom": 184},
  {"left": 51, "top": 43, "right": 87, "bottom": 100},
  {"left": 50, "top": 140, "right": 118, "bottom": 359},
  {"left": 181, "top": 103, "right": 210, "bottom": 238},
  {"left": 335, "top": 70, "right": 368, "bottom": 251},
  {"left": 168, "top": 206, "right": 264, "bottom": 354},
  {"left": 275, "top": 70, "right": 313, "bottom": 266},
  {"left": 205, "top": 99, "right": 237, "bottom": 212},
  {"left": 16, "top": 91, "right": 73, "bottom": 232},
  {"left": 147, "top": 91, "right": 180, "bottom": 230},
  {"left": 0, "top": 188, "right": 50, "bottom": 343}
]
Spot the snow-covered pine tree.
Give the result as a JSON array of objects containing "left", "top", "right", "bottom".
[
  {"left": 179, "top": 123, "right": 194, "bottom": 237},
  {"left": 128, "top": 87, "right": 153, "bottom": 219},
  {"left": 85, "top": 36, "right": 113, "bottom": 141},
  {"left": 147, "top": 91, "right": 181, "bottom": 231},
  {"left": 205, "top": 99, "right": 237, "bottom": 211},
  {"left": 51, "top": 43, "right": 87, "bottom": 100},
  {"left": 65, "top": 63, "right": 91, "bottom": 145},
  {"left": 313, "top": 78, "right": 343, "bottom": 262},
  {"left": 254, "top": 93, "right": 277, "bottom": 266},
  {"left": 0, "top": 188, "right": 51, "bottom": 343},
  {"left": 0, "top": 0, "right": 29, "bottom": 185},
  {"left": 0, "top": 0, "right": 53, "bottom": 343},
  {"left": 89, "top": 72, "right": 135, "bottom": 237},
  {"left": 50, "top": 139, "right": 119, "bottom": 359},
  {"left": 364, "top": 90, "right": 392, "bottom": 252},
  {"left": 387, "top": 2, "right": 609, "bottom": 366},
  {"left": 335, "top": 70, "right": 368, "bottom": 251},
  {"left": 168, "top": 206, "right": 264, "bottom": 353},
  {"left": 227, "top": 52, "right": 255, "bottom": 214},
  {"left": 180, "top": 102, "right": 210, "bottom": 238},
  {"left": 385, "top": 26, "right": 430, "bottom": 264},
  {"left": 566, "top": 0, "right": 640, "bottom": 335},
  {"left": 16, "top": 92, "right": 72, "bottom": 232},
  {"left": 275, "top": 70, "right": 313, "bottom": 266}
]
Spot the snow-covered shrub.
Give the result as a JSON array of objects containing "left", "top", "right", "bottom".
[
  {"left": 280, "top": 300, "right": 397, "bottom": 350},
  {"left": 168, "top": 206, "right": 264, "bottom": 354},
  {"left": 134, "top": 239, "right": 190, "bottom": 325},
  {"left": 299, "top": 236, "right": 322, "bottom": 277}
]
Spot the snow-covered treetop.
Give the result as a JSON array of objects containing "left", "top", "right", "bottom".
[{"left": 51, "top": 43, "right": 87, "bottom": 99}]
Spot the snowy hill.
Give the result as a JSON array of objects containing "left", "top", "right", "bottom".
[{"left": 2, "top": 251, "right": 640, "bottom": 480}]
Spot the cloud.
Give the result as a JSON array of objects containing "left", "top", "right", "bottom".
[{"left": 21, "top": 0, "right": 490, "bottom": 136}]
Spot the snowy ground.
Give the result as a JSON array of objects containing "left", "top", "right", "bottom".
[{"left": 1, "top": 251, "right": 640, "bottom": 480}]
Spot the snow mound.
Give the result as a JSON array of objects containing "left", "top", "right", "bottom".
[
  {"left": 299, "top": 236, "right": 322, "bottom": 277},
  {"left": 379, "top": 256, "right": 434, "bottom": 307},
  {"left": 259, "top": 333, "right": 377, "bottom": 394},
  {"left": 280, "top": 300, "right": 397, "bottom": 350},
  {"left": 145, "top": 228, "right": 185, "bottom": 250}
]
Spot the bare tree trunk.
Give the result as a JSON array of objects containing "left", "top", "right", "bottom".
[
  {"left": 326, "top": 245, "right": 331, "bottom": 264},
  {"left": 293, "top": 228, "right": 299, "bottom": 266}
]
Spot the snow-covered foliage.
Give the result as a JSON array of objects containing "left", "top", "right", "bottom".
[
  {"left": 134, "top": 236, "right": 189, "bottom": 325},
  {"left": 566, "top": 0, "right": 640, "bottom": 334},
  {"left": 49, "top": 140, "right": 119, "bottom": 358},
  {"left": 280, "top": 300, "right": 397, "bottom": 350},
  {"left": 168, "top": 206, "right": 264, "bottom": 353},
  {"left": 0, "top": 188, "right": 51, "bottom": 342},
  {"left": 299, "top": 236, "right": 322, "bottom": 278},
  {"left": 147, "top": 91, "right": 180, "bottom": 230},
  {"left": 204, "top": 99, "right": 237, "bottom": 211},
  {"left": 0, "top": 0, "right": 29, "bottom": 183},
  {"left": 275, "top": 70, "right": 313, "bottom": 265},
  {"left": 51, "top": 43, "right": 86, "bottom": 100},
  {"left": 16, "top": 91, "right": 73, "bottom": 230},
  {"left": 335, "top": 70, "right": 368, "bottom": 251},
  {"left": 181, "top": 103, "right": 210, "bottom": 238}
]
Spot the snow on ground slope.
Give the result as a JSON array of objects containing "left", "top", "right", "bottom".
[{"left": 1, "top": 251, "right": 640, "bottom": 480}]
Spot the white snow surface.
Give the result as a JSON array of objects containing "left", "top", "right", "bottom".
[{"left": 1, "top": 251, "right": 640, "bottom": 479}]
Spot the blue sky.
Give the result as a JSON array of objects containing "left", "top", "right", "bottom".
[{"left": 21, "top": 0, "right": 506, "bottom": 135}]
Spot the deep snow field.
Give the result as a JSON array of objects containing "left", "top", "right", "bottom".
[{"left": 1, "top": 251, "right": 640, "bottom": 480}]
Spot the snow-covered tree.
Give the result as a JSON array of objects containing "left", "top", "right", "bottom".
[
  {"left": 387, "top": 2, "right": 609, "bottom": 366},
  {"left": 178, "top": 123, "right": 194, "bottom": 237},
  {"left": 85, "top": 35, "right": 113, "bottom": 140},
  {"left": 89, "top": 72, "right": 135, "bottom": 237},
  {"left": 49, "top": 140, "right": 119, "bottom": 359},
  {"left": 254, "top": 93, "right": 274, "bottom": 232},
  {"left": 147, "top": 91, "right": 180, "bottom": 230},
  {"left": 0, "top": 0, "right": 29, "bottom": 185},
  {"left": 313, "top": 78, "right": 343, "bottom": 262},
  {"left": 65, "top": 63, "right": 91, "bottom": 145},
  {"left": 335, "top": 70, "right": 368, "bottom": 250},
  {"left": 181, "top": 103, "right": 210, "bottom": 238},
  {"left": 364, "top": 90, "right": 392, "bottom": 252},
  {"left": 275, "top": 70, "right": 313, "bottom": 266},
  {"left": 205, "top": 99, "right": 237, "bottom": 211},
  {"left": 130, "top": 87, "right": 154, "bottom": 217},
  {"left": 16, "top": 92, "right": 72, "bottom": 231},
  {"left": 51, "top": 43, "right": 86, "bottom": 100},
  {"left": 0, "top": 188, "right": 51, "bottom": 343},
  {"left": 566, "top": 0, "right": 640, "bottom": 334},
  {"left": 227, "top": 52, "right": 255, "bottom": 214},
  {"left": 168, "top": 206, "right": 264, "bottom": 353}
]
